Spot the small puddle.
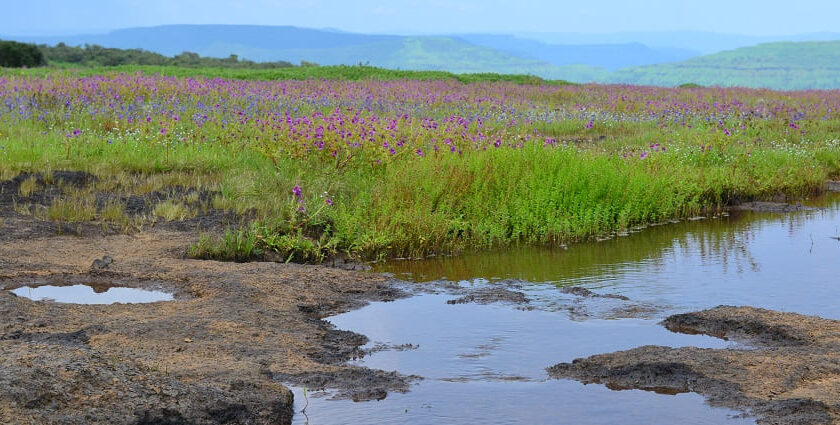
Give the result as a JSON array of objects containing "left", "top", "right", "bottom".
[{"left": 10, "top": 284, "right": 174, "bottom": 304}]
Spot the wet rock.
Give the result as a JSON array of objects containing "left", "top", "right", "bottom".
[
  {"left": 826, "top": 181, "right": 840, "bottom": 192},
  {"left": 733, "top": 201, "right": 818, "bottom": 213},
  {"left": 446, "top": 287, "right": 529, "bottom": 305},
  {"left": 559, "top": 286, "right": 630, "bottom": 301},
  {"left": 549, "top": 306, "right": 840, "bottom": 425},
  {"left": 273, "top": 367, "right": 419, "bottom": 402}
]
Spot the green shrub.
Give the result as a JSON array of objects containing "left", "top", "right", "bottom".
[{"left": 0, "top": 40, "right": 46, "bottom": 68}]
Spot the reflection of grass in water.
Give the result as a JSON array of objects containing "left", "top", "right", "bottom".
[{"left": 378, "top": 205, "right": 837, "bottom": 283}]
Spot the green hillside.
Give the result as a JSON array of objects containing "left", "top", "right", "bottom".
[
  {"left": 134, "top": 37, "right": 609, "bottom": 82},
  {"left": 611, "top": 41, "right": 840, "bottom": 90},
  {"left": 7, "top": 26, "right": 608, "bottom": 83}
]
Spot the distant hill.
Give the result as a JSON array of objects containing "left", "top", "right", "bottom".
[
  {"left": 457, "top": 34, "right": 697, "bottom": 70},
  {"left": 516, "top": 31, "right": 840, "bottom": 55},
  {"left": 611, "top": 41, "right": 840, "bottom": 90},
  {"left": 6, "top": 25, "right": 840, "bottom": 90},
  {"left": 5, "top": 25, "right": 608, "bottom": 82}
]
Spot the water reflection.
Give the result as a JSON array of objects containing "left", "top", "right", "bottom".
[
  {"left": 377, "top": 194, "right": 840, "bottom": 317},
  {"left": 10, "top": 284, "right": 174, "bottom": 304},
  {"left": 297, "top": 195, "right": 840, "bottom": 424}
]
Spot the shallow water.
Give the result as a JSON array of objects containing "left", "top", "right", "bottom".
[
  {"left": 10, "top": 284, "right": 173, "bottom": 304},
  {"left": 291, "top": 195, "right": 840, "bottom": 424}
]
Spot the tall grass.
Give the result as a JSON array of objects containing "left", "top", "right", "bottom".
[{"left": 1, "top": 123, "right": 836, "bottom": 260}]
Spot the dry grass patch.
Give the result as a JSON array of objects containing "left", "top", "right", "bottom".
[
  {"left": 46, "top": 195, "right": 97, "bottom": 222},
  {"left": 100, "top": 200, "right": 127, "bottom": 222},
  {"left": 153, "top": 200, "right": 194, "bottom": 221},
  {"left": 17, "top": 176, "right": 39, "bottom": 197}
]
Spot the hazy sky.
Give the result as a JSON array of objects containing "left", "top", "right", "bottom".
[{"left": 3, "top": 0, "right": 839, "bottom": 36}]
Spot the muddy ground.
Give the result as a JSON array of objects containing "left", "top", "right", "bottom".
[
  {"left": 0, "top": 226, "right": 418, "bottom": 424},
  {"left": 549, "top": 306, "right": 840, "bottom": 425},
  {"left": 0, "top": 172, "right": 422, "bottom": 424}
]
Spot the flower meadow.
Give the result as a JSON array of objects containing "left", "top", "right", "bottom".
[{"left": 1, "top": 70, "right": 839, "bottom": 261}]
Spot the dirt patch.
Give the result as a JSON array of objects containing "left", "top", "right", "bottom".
[
  {"left": 0, "top": 171, "right": 239, "bottom": 242},
  {"left": 548, "top": 306, "right": 840, "bottom": 425},
  {"left": 0, "top": 217, "right": 415, "bottom": 424}
]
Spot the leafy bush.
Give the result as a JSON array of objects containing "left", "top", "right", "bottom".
[
  {"left": 40, "top": 43, "right": 295, "bottom": 69},
  {"left": 0, "top": 40, "right": 46, "bottom": 68}
]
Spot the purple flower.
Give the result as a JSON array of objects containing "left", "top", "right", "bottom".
[
  {"left": 416, "top": 148, "right": 424, "bottom": 156},
  {"left": 640, "top": 151, "right": 648, "bottom": 159},
  {"left": 292, "top": 185, "right": 302, "bottom": 199},
  {"left": 160, "top": 128, "right": 167, "bottom": 135},
  {"left": 326, "top": 198, "right": 333, "bottom": 206}
]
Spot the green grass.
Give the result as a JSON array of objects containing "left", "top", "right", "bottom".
[
  {"left": 1, "top": 122, "right": 837, "bottom": 262},
  {"left": 2, "top": 69, "right": 840, "bottom": 263}
]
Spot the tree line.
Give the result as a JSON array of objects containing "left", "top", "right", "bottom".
[{"left": 0, "top": 40, "right": 306, "bottom": 69}]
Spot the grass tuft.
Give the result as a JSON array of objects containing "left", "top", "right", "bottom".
[
  {"left": 153, "top": 200, "right": 194, "bottom": 221},
  {"left": 17, "top": 176, "right": 39, "bottom": 197},
  {"left": 46, "top": 195, "right": 97, "bottom": 222}
]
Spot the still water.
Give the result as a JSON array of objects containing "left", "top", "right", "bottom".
[
  {"left": 292, "top": 195, "right": 840, "bottom": 424},
  {"left": 10, "top": 284, "right": 174, "bottom": 304}
]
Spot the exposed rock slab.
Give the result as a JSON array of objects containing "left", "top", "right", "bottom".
[{"left": 549, "top": 306, "right": 840, "bottom": 425}]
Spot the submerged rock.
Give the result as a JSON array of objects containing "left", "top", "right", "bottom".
[
  {"left": 733, "top": 201, "right": 818, "bottom": 213},
  {"left": 549, "top": 306, "right": 840, "bottom": 425}
]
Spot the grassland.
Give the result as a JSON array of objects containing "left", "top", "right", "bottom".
[
  {"left": 1, "top": 66, "right": 839, "bottom": 263},
  {"left": 2, "top": 63, "right": 570, "bottom": 85}
]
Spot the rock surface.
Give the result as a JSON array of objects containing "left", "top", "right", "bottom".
[{"left": 549, "top": 306, "right": 840, "bottom": 425}]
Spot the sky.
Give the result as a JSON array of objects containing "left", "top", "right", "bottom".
[{"left": 2, "top": 0, "right": 839, "bottom": 36}]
